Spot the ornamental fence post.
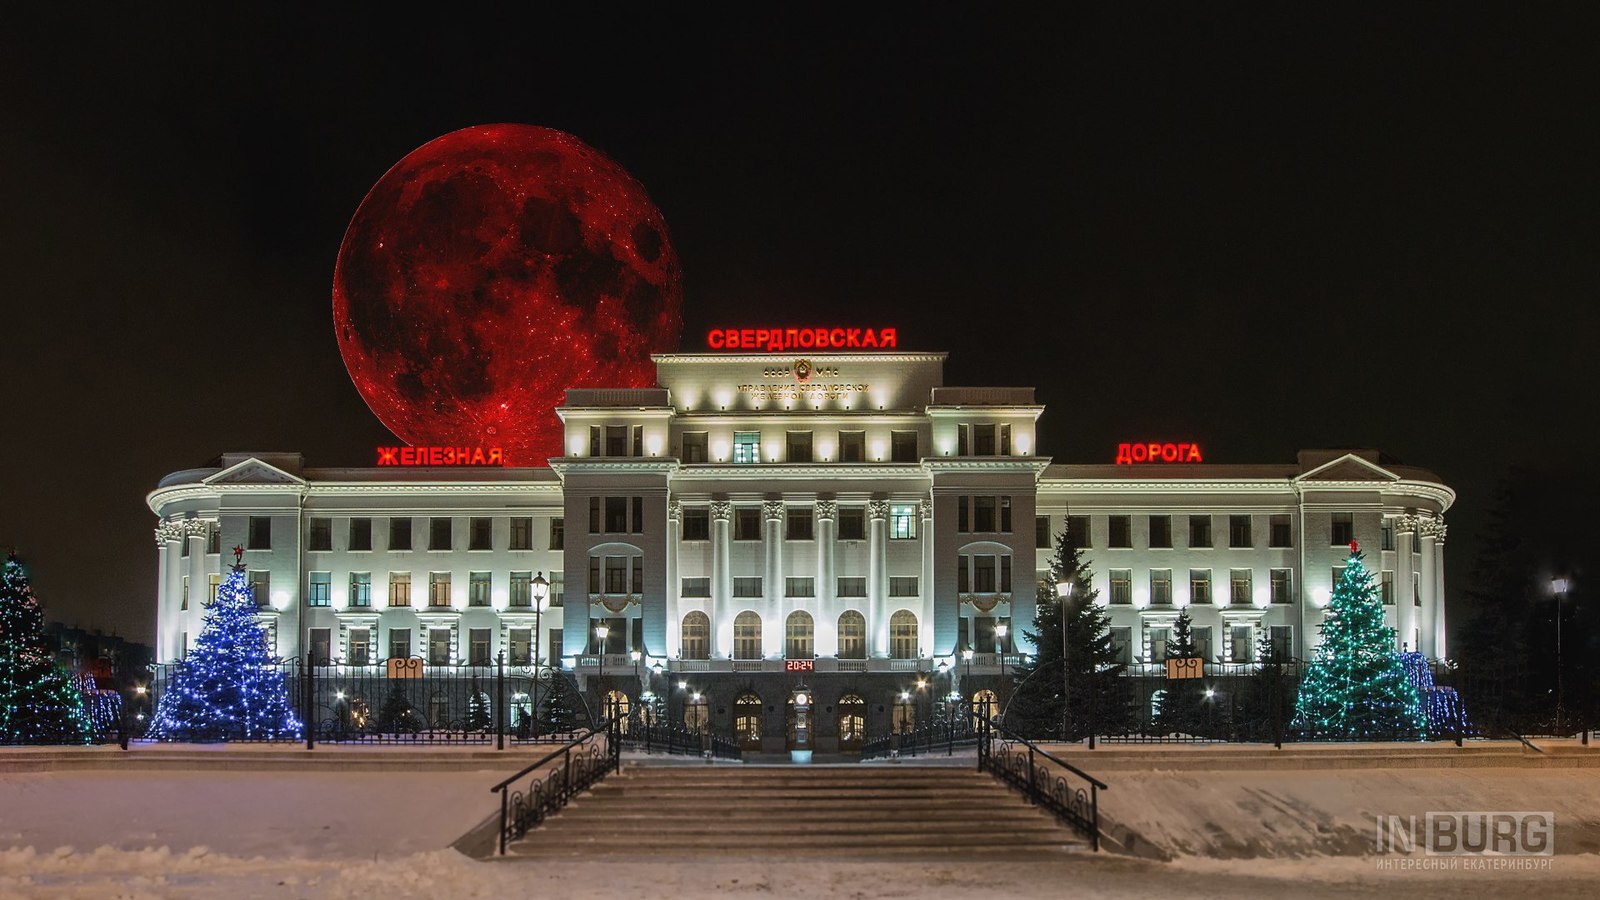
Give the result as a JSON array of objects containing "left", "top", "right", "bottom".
[
  {"left": 305, "top": 655, "right": 315, "bottom": 751},
  {"left": 495, "top": 652, "right": 506, "bottom": 752}
]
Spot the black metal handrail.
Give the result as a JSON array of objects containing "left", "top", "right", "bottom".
[
  {"left": 977, "top": 714, "right": 1107, "bottom": 851},
  {"left": 489, "top": 715, "right": 621, "bottom": 855}
]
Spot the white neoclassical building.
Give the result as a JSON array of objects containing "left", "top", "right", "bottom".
[{"left": 148, "top": 348, "right": 1452, "bottom": 749}]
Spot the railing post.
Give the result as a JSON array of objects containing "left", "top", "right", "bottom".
[
  {"left": 498, "top": 789, "right": 508, "bottom": 856},
  {"left": 1027, "top": 746, "right": 1036, "bottom": 804},
  {"left": 496, "top": 652, "right": 506, "bottom": 752},
  {"left": 1090, "top": 784, "right": 1100, "bottom": 852},
  {"left": 305, "top": 656, "right": 314, "bottom": 751}
]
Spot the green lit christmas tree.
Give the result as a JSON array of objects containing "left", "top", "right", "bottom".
[
  {"left": 146, "top": 547, "right": 301, "bottom": 741},
  {"left": 1292, "top": 543, "right": 1425, "bottom": 740},
  {"left": 0, "top": 553, "right": 93, "bottom": 744}
]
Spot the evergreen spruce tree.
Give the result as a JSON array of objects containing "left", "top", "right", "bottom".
[
  {"left": 146, "top": 548, "right": 301, "bottom": 741},
  {"left": 538, "top": 672, "right": 583, "bottom": 734},
  {"left": 0, "top": 553, "right": 92, "bottom": 744},
  {"left": 1292, "top": 544, "right": 1425, "bottom": 740},
  {"left": 466, "top": 678, "right": 492, "bottom": 732},
  {"left": 1240, "top": 630, "right": 1294, "bottom": 742},
  {"left": 1155, "top": 607, "right": 1210, "bottom": 737},
  {"left": 376, "top": 684, "right": 423, "bottom": 734},
  {"left": 1007, "top": 523, "right": 1129, "bottom": 740}
]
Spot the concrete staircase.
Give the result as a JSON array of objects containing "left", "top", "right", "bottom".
[{"left": 506, "top": 763, "right": 1088, "bottom": 859}]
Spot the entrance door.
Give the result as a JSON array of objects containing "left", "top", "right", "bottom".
[
  {"left": 734, "top": 692, "right": 763, "bottom": 751},
  {"left": 837, "top": 694, "right": 866, "bottom": 753}
]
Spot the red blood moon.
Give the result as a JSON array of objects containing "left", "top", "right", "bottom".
[{"left": 333, "top": 124, "right": 682, "bottom": 465}]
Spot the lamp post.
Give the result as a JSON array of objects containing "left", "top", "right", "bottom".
[
  {"left": 630, "top": 649, "right": 642, "bottom": 730},
  {"left": 594, "top": 623, "right": 610, "bottom": 724},
  {"left": 530, "top": 572, "right": 550, "bottom": 739},
  {"left": 1552, "top": 577, "right": 1570, "bottom": 729},
  {"left": 995, "top": 623, "right": 1010, "bottom": 713},
  {"left": 1056, "top": 578, "right": 1073, "bottom": 741},
  {"left": 650, "top": 661, "right": 665, "bottom": 729}
]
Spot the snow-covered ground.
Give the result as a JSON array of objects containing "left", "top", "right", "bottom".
[{"left": 2, "top": 764, "right": 1599, "bottom": 899}]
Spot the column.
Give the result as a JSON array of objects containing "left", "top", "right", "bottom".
[
  {"left": 1418, "top": 520, "right": 1438, "bottom": 659},
  {"left": 815, "top": 500, "right": 837, "bottom": 656},
  {"left": 764, "top": 500, "right": 785, "bottom": 655},
  {"left": 186, "top": 525, "right": 208, "bottom": 620},
  {"left": 1432, "top": 524, "right": 1448, "bottom": 658},
  {"left": 155, "top": 524, "right": 182, "bottom": 661},
  {"left": 666, "top": 501, "right": 681, "bottom": 659},
  {"left": 710, "top": 501, "right": 732, "bottom": 658},
  {"left": 1394, "top": 516, "right": 1416, "bottom": 653},
  {"left": 867, "top": 500, "right": 890, "bottom": 657},
  {"left": 919, "top": 499, "right": 935, "bottom": 657}
]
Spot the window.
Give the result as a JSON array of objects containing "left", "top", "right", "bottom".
[
  {"left": 1149, "top": 515, "right": 1172, "bottom": 549},
  {"left": 837, "top": 611, "right": 866, "bottom": 659},
  {"left": 1381, "top": 570, "right": 1395, "bottom": 605},
  {"left": 787, "top": 507, "right": 814, "bottom": 541},
  {"left": 307, "top": 572, "right": 331, "bottom": 607},
  {"left": 1000, "top": 496, "right": 1012, "bottom": 533},
  {"left": 839, "top": 430, "right": 866, "bottom": 462},
  {"left": 680, "top": 612, "right": 710, "bottom": 660},
  {"left": 733, "top": 611, "right": 762, "bottom": 659},
  {"left": 890, "top": 503, "right": 917, "bottom": 539},
  {"left": 308, "top": 518, "right": 332, "bottom": 552},
  {"left": 248, "top": 516, "right": 271, "bottom": 550},
  {"left": 734, "top": 508, "right": 762, "bottom": 540},
  {"left": 429, "top": 517, "right": 452, "bottom": 551},
  {"left": 732, "top": 577, "right": 763, "bottom": 598},
  {"left": 548, "top": 517, "right": 564, "bottom": 550},
  {"left": 346, "top": 572, "right": 371, "bottom": 609},
  {"left": 889, "top": 576, "right": 918, "bottom": 598},
  {"left": 1109, "top": 627, "right": 1133, "bottom": 665},
  {"left": 1229, "top": 625, "right": 1253, "bottom": 663},
  {"left": 605, "top": 425, "right": 627, "bottom": 456},
  {"left": 468, "top": 517, "right": 492, "bottom": 551},
  {"left": 1229, "top": 515, "right": 1252, "bottom": 548},
  {"left": 469, "top": 629, "right": 491, "bottom": 666},
  {"left": 681, "top": 577, "right": 710, "bottom": 598},
  {"left": 1149, "top": 569, "right": 1170, "bottom": 606},
  {"left": 785, "top": 611, "right": 814, "bottom": 659},
  {"left": 1067, "top": 515, "right": 1091, "bottom": 548},
  {"left": 1148, "top": 627, "right": 1170, "bottom": 663},
  {"left": 889, "top": 610, "right": 918, "bottom": 659},
  {"left": 1189, "top": 569, "right": 1212, "bottom": 606},
  {"left": 681, "top": 432, "right": 708, "bottom": 463},
  {"left": 972, "top": 556, "right": 997, "bottom": 593},
  {"left": 1270, "top": 625, "right": 1293, "bottom": 660},
  {"left": 588, "top": 556, "right": 598, "bottom": 594},
  {"left": 468, "top": 572, "right": 491, "bottom": 607},
  {"left": 1270, "top": 569, "right": 1293, "bottom": 605},
  {"left": 508, "top": 571, "right": 531, "bottom": 608},
  {"left": 605, "top": 497, "right": 628, "bottom": 533},
  {"left": 1001, "top": 555, "right": 1012, "bottom": 593},
  {"left": 208, "top": 530, "right": 221, "bottom": 555},
  {"left": 428, "top": 628, "right": 452, "bottom": 665},
  {"left": 891, "top": 430, "right": 917, "bottom": 462},
  {"left": 1332, "top": 565, "right": 1347, "bottom": 593},
  {"left": 1108, "top": 515, "right": 1131, "bottom": 548},
  {"left": 732, "top": 431, "right": 760, "bottom": 464},
  {"left": 632, "top": 497, "right": 644, "bottom": 534},
  {"left": 429, "top": 573, "right": 451, "bottom": 607},
  {"left": 999, "top": 423, "right": 1012, "bottom": 455},
  {"left": 604, "top": 556, "right": 629, "bottom": 594},
  {"left": 972, "top": 423, "right": 996, "bottom": 456},
  {"left": 1189, "top": 515, "right": 1212, "bottom": 548},
  {"left": 508, "top": 517, "right": 532, "bottom": 550},
  {"left": 958, "top": 496, "right": 969, "bottom": 532},
  {"left": 1331, "top": 512, "right": 1354, "bottom": 546},
  {"left": 1036, "top": 515, "right": 1052, "bottom": 549},
  {"left": 388, "top": 572, "right": 411, "bottom": 607},
  {"left": 208, "top": 574, "right": 220, "bottom": 603},
  {"left": 1381, "top": 519, "right": 1395, "bottom": 551},
  {"left": 1269, "top": 514, "right": 1292, "bottom": 548},
  {"left": 249, "top": 570, "right": 271, "bottom": 607},
  {"left": 389, "top": 517, "right": 412, "bottom": 551},
  {"left": 389, "top": 627, "right": 412, "bottom": 660},
  {"left": 1193, "top": 626, "right": 1213, "bottom": 661},
  {"left": 550, "top": 571, "right": 564, "bottom": 607},
  {"left": 784, "top": 577, "right": 815, "bottom": 597},
  {"left": 682, "top": 508, "right": 709, "bottom": 540},
  {"left": 786, "top": 431, "right": 813, "bottom": 462},
  {"left": 348, "top": 628, "right": 371, "bottom": 665},
  {"left": 181, "top": 576, "right": 189, "bottom": 609},
  {"left": 349, "top": 518, "right": 372, "bottom": 551},
  {"left": 957, "top": 556, "right": 969, "bottom": 593},
  {"left": 973, "top": 496, "right": 996, "bottom": 532},
  {"left": 1110, "top": 569, "right": 1132, "bottom": 605},
  {"left": 837, "top": 508, "right": 865, "bottom": 541},
  {"left": 1413, "top": 572, "right": 1422, "bottom": 607},
  {"left": 1230, "top": 569, "right": 1252, "bottom": 605},
  {"left": 589, "top": 425, "right": 601, "bottom": 456},
  {"left": 974, "top": 616, "right": 999, "bottom": 653},
  {"left": 599, "top": 618, "right": 627, "bottom": 654},
  {"left": 508, "top": 628, "right": 532, "bottom": 666},
  {"left": 837, "top": 576, "right": 866, "bottom": 598}
]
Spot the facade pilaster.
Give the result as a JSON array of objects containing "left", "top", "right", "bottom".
[
  {"left": 867, "top": 499, "right": 890, "bottom": 657},
  {"left": 710, "top": 500, "right": 732, "bottom": 658}
]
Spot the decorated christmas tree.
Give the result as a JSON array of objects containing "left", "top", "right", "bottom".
[
  {"left": 0, "top": 553, "right": 93, "bottom": 744},
  {"left": 147, "top": 548, "right": 301, "bottom": 741},
  {"left": 1292, "top": 544, "right": 1425, "bottom": 740}
]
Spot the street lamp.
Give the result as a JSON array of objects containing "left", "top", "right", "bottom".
[
  {"left": 651, "top": 661, "right": 665, "bottom": 726},
  {"left": 995, "top": 623, "right": 1010, "bottom": 710},
  {"left": 1552, "top": 577, "right": 1570, "bottom": 729},
  {"left": 594, "top": 623, "right": 610, "bottom": 723},
  {"left": 1056, "top": 578, "right": 1073, "bottom": 741},
  {"left": 530, "top": 572, "right": 550, "bottom": 738}
]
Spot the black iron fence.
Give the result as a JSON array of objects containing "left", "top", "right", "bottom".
[
  {"left": 862, "top": 708, "right": 978, "bottom": 759},
  {"left": 977, "top": 714, "right": 1106, "bottom": 851},
  {"left": 618, "top": 708, "right": 742, "bottom": 760},
  {"left": 489, "top": 717, "right": 622, "bottom": 855}
]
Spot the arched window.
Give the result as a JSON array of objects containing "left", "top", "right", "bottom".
[
  {"left": 735, "top": 692, "right": 763, "bottom": 749},
  {"left": 971, "top": 689, "right": 999, "bottom": 728},
  {"left": 837, "top": 693, "right": 866, "bottom": 750},
  {"left": 836, "top": 611, "right": 866, "bottom": 660},
  {"left": 604, "top": 690, "right": 631, "bottom": 733},
  {"left": 680, "top": 611, "right": 710, "bottom": 660},
  {"left": 785, "top": 610, "right": 814, "bottom": 659},
  {"left": 683, "top": 691, "right": 708, "bottom": 733},
  {"left": 733, "top": 611, "right": 763, "bottom": 660},
  {"left": 889, "top": 610, "right": 919, "bottom": 659}
]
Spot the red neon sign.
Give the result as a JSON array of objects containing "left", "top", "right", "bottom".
[
  {"left": 708, "top": 327, "right": 897, "bottom": 351},
  {"left": 1116, "top": 442, "right": 1202, "bottom": 464},
  {"left": 785, "top": 659, "right": 815, "bottom": 672},
  {"left": 377, "top": 447, "right": 505, "bottom": 467}
]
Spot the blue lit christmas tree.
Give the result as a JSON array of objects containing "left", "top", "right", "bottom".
[
  {"left": 147, "top": 547, "right": 301, "bottom": 741},
  {"left": 1293, "top": 544, "right": 1425, "bottom": 740},
  {"left": 0, "top": 553, "right": 93, "bottom": 744}
]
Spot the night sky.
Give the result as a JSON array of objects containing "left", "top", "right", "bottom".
[{"left": 2, "top": 8, "right": 1594, "bottom": 643}]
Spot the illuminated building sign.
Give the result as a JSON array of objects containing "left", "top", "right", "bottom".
[
  {"left": 785, "top": 659, "right": 815, "bottom": 672},
  {"left": 1116, "top": 442, "right": 1203, "bottom": 464},
  {"left": 377, "top": 447, "right": 505, "bottom": 466},
  {"left": 707, "top": 327, "right": 897, "bottom": 351}
]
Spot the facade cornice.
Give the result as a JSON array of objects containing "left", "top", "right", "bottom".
[
  {"left": 653, "top": 352, "right": 949, "bottom": 364},
  {"left": 922, "top": 458, "right": 1051, "bottom": 477},
  {"left": 1037, "top": 478, "right": 1454, "bottom": 511},
  {"left": 548, "top": 459, "right": 682, "bottom": 476},
  {"left": 672, "top": 463, "right": 928, "bottom": 480}
]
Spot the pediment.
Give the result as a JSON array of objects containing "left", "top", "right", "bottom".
[
  {"left": 1296, "top": 454, "right": 1398, "bottom": 483},
  {"left": 204, "top": 458, "right": 306, "bottom": 486}
]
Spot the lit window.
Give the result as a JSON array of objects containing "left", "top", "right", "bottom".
[
  {"left": 890, "top": 503, "right": 917, "bottom": 539},
  {"left": 733, "top": 431, "right": 760, "bottom": 464}
]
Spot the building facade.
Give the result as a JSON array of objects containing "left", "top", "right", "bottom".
[{"left": 148, "top": 350, "right": 1452, "bottom": 751}]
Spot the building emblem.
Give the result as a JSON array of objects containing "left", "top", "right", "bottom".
[{"left": 793, "top": 358, "right": 813, "bottom": 382}]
